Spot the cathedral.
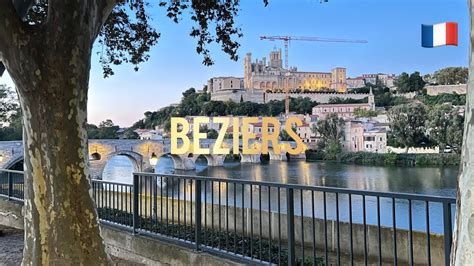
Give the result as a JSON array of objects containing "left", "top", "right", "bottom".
[{"left": 243, "top": 49, "right": 347, "bottom": 93}]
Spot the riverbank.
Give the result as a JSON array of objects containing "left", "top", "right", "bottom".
[{"left": 305, "top": 150, "right": 460, "bottom": 166}]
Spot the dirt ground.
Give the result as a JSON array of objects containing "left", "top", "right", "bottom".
[{"left": 0, "top": 226, "right": 143, "bottom": 266}]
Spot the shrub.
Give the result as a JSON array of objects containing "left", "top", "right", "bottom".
[{"left": 307, "top": 151, "right": 460, "bottom": 166}]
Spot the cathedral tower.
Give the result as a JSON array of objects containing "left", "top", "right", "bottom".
[{"left": 244, "top": 53, "right": 252, "bottom": 88}]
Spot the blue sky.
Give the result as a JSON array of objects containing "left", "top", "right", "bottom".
[{"left": 0, "top": 0, "right": 468, "bottom": 126}]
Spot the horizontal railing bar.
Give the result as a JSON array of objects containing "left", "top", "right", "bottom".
[
  {"left": 0, "top": 194, "right": 24, "bottom": 202},
  {"left": 0, "top": 169, "right": 25, "bottom": 174},
  {"left": 91, "top": 180, "right": 133, "bottom": 187},
  {"left": 133, "top": 172, "right": 456, "bottom": 203}
]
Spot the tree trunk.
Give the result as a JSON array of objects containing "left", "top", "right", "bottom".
[
  {"left": 0, "top": 1, "right": 117, "bottom": 264},
  {"left": 17, "top": 52, "right": 108, "bottom": 265},
  {"left": 451, "top": 1, "right": 474, "bottom": 264}
]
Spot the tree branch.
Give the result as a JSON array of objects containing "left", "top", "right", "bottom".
[
  {"left": 0, "top": 1, "right": 25, "bottom": 59},
  {"left": 94, "top": 0, "right": 118, "bottom": 40}
]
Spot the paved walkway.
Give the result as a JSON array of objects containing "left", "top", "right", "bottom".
[
  {"left": 0, "top": 226, "right": 142, "bottom": 265},
  {"left": 0, "top": 226, "right": 23, "bottom": 266}
]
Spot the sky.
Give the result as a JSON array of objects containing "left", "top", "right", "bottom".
[{"left": 0, "top": 0, "right": 469, "bottom": 127}]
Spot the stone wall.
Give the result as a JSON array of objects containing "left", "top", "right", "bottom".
[
  {"left": 210, "top": 89, "right": 265, "bottom": 103},
  {"left": 425, "top": 84, "right": 467, "bottom": 96},
  {"left": 210, "top": 90, "right": 370, "bottom": 105},
  {"left": 264, "top": 92, "right": 369, "bottom": 104},
  {"left": 387, "top": 146, "right": 440, "bottom": 154}
]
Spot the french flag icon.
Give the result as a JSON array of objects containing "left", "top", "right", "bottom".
[{"left": 422, "top": 22, "right": 458, "bottom": 48}]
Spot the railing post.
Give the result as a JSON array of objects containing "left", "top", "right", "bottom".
[
  {"left": 133, "top": 174, "right": 139, "bottom": 234},
  {"left": 443, "top": 202, "right": 453, "bottom": 266},
  {"left": 195, "top": 179, "right": 202, "bottom": 251},
  {"left": 7, "top": 172, "right": 12, "bottom": 200},
  {"left": 153, "top": 176, "right": 158, "bottom": 221},
  {"left": 286, "top": 188, "right": 296, "bottom": 266}
]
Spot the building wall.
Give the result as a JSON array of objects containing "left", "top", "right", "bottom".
[
  {"left": 264, "top": 92, "right": 369, "bottom": 104},
  {"left": 210, "top": 89, "right": 265, "bottom": 103},
  {"left": 342, "top": 122, "right": 365, "bottom": 152},
  {"left": 312, "top": 103, "right": 372, "bottom": 119},
  {"left": 363, "top": 132, "right": 387, "bottom": 153},
  {"left": 208, "top": 77, "right": 244, "bottom": 93},
  {"left": 425, "top": 84, "right": 467, "bottom": 96}
]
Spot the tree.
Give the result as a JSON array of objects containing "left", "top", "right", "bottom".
[
  {"left": 0, "top": 84, "right": 22, "bottom": 140},
  {"left": 394, "top": 72, "right": 410, "bottom": 93},
  {"left": 408, "top": 71, "right": 426, "bottom": 92},
  {"left": 427, "top": 104, "right": 464, "bottom": 153},
  {"left": 451, "top": 4, "right": 474, "bottom": 261},
  {"left": 123, "top": 128, "right": 139, "bottom": 139},
  {"left": 388, "top": 103, "right": 427, "bottom": 152},
  {"left": 0, "top": 1, "right": 266, "bottom": 263},
  {"left": 434, "top": 67, "right": 468, "bottom": 85},
  {"left": 0, "top": 84, "right": 18, "bottom": 124},
  {"left": 394, "top": 71, "right": 426, "bottom": 93},
  {"left": 312, "top": 113, "right": 345, "bottom": 159},
  {"left": 313, "top": 113, "right": 345, "bottom": 142},
  {"left": 207, "top": 128, "right": 219, "bottom": 139}
]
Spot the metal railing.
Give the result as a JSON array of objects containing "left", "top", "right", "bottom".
[
  {"left": 0, "top": 169, "right": 25, "bottom": 201},
  {"left": 0, "top": 169, "right": 456, "bottom": 265}
]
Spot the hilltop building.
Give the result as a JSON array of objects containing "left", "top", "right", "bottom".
[
  {"left": 208, "top": 49, "right": 373, "bottom": 104},
  {"left": 346, "top": 73, "right": 396, "bottom": 89},
  {"left": 243, "top": 50, "right": 347, "bottom": 92}
]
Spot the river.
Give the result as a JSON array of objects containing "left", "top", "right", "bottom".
[{"left": 103, "top": 156, "right": 458, "bottom": 233}]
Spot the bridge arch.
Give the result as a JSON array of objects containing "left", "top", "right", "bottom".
[
  {"left": 104, "top": 150, "right": 143, "bottom": 172},
  {"left": 3, "top": 155, "right": 24, "bottom": 170},
  {"left": 193, "top": 154, "right": 215, "bottom": 166},
  {"left": 164, "top": 153, "right": 186, "bottom": 170}
]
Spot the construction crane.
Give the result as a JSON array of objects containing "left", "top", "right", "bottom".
[{"left": 259, "top": 35, "right": 368, "bottom": 114}]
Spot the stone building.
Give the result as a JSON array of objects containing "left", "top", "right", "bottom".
[
  {"left": 207, "top": 77, "right": 244, "bottom": 93},
  {"left": 342, "top": 119, "right": 387, "bottom": 153},
  {"left": 312, "top": 89, "right": 375, "bottom": 119},
  {"left": 243, "top": 50, "right": 347, "bottom": 92},
  {"left": 346, "top": 77, "right": 366, "bottom": 89}
]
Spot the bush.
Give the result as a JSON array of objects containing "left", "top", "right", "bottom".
[
  {"left": 98, "top": 208, "right": 324, "bottom": 265},
  {"left": 306, "top": 151, "right": 460, "bottom": 166}
]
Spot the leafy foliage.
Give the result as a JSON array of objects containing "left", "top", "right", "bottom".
[
  {"left": 312, "top": 113, "right": 345, "bottom": 159},
  {"left": 87, "top": 119, "right": 120, "bottom": 139},
  {"left": 0, "top": 85, "right": 21, "bottom": 141},
  {"left": 0, "top": 85, "right": 18, "bottom": 123},
  {"left": 306, "top": 150, "right": 460, "bottom": 166},
  {"left": 98, "top": 207, "right": 323, "bottom": 265},
  {"left": 353, "top": 107, "right": 378, "bottom": 117},
  {"left": 328, "top": 97, "right": 366, "bottom": 104},
  {"left": 25, "top": 0, "right": 268, "bottom": 76},
  {"left": 388, "top": 103, "right": 428, "bottom": 149},
  {"left": 416, "top": 93, "right": 466, "bottom": 106},
  {"left": 313, "top": 113, "right": 344, "bottom": 142},
  {"left": 433, "top": 67, "right": 468, "bottom": 85},
  {"left": 132, "top": 88, "right": 318, "bottom": 131},
  {"left": 427, "top": 104, "right": 464, "bottom": 153},
  {"left": 394, "top": 72, "right": 426, "bottom": 93}
]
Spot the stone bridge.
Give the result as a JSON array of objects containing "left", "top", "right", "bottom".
[{"left": 0, "top": 139, "right": 303, "bottom": 179}]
